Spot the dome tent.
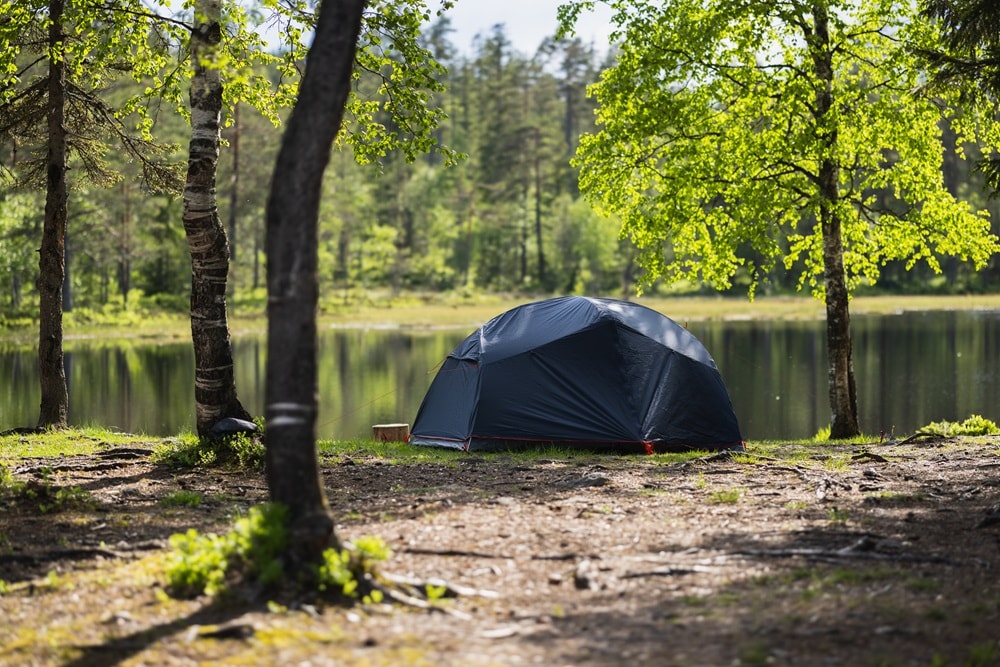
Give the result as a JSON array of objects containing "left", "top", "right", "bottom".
[{"left": 410, "top": 296, "right": 743, "bottom": 453}]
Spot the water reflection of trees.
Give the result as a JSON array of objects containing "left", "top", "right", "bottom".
[{"left": 2, "top": 314, "right": 999, "bottom": 439}]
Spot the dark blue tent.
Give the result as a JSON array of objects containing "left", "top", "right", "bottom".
[{"left": 410, "top": 296, "right": 743, "bottom": 453}]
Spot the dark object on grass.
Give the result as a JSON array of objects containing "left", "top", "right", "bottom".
[
  {"left": 209, "top": 417, "right": 258, "bottom": 438},
  {"left": 410, "top": 296, "right": 744, "bottom": 453}
]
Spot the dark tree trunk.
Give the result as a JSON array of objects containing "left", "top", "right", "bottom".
[
  {"left": 533, "top": 128, "right": 546, "bottom": 288},
  {"left": 118, "top": 181, "right": 132, "bottom": 305},
  {"left": 253, "top": 232, "right": 261, "bottom": 290},
  {"left": 62, "top": 235, "right": 72, "bottom": 312},
  {"left": 265, "top": 0, "right": 365, "bottom": 566},
  {"left": 228, "top": 102, "right": 240, "bottom": 264},
  {"left": 37, "top": 0, "right": 69, "bottom": 429},
  {"left": 11, "top": 272, "right": 22, "bottom": 309},
  {"left": 809, "top": 3, "right": 860, "bottom": 438},
  {"left": 183, "top": 0, "right": 251, "bottom": 436}
]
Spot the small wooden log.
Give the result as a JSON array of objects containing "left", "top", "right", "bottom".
[{"left": 372, "top": 423, "right": 410, "bottom": 442}]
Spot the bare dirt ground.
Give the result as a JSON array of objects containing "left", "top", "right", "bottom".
[{"left": 2, "top": 436, "right": 1000, "bottom": 667}]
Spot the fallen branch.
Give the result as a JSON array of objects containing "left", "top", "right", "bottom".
[
  {"left": 621, "top": 565, "right": 713, "bottom": 579},
  {"left": 0, "top": 547, "right": 124, "bottom": 565},
  {"left": 400, "top": 546, "right": 512, "bottom": 559},
  {"left": 381, "top": 572, "right": 499, "bottom": 599},
  {"left": 365, "top": 574, "right": 473, "bottom": 619},
  {"left": 893, "top": 432, "right": 953, "bottom": 446},
  {"left": 732, "top": 547, "right": 959, "bottom": 566},
  {"left": 851, "top": 451, "right": 889, "bottom": 463},
  {"left": 531, "top": 552, "right": 603, "bottom": 561}
]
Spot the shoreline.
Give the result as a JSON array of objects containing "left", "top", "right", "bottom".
[{"left": 2, "top": 293, "right": 1000, "bottom": 347}]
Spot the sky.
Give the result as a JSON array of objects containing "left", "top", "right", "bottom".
[{"left": 441, "top": 0, "right": 615, "bottom": 55}]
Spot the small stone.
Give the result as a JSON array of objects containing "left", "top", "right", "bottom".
[{"left": 574, "top": 559, "right": 597, "bottom": 590}]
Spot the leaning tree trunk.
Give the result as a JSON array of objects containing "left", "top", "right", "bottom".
[
  {"left": 809, "top": 2, "right": 860, "bottom": 438},
  {"left": 37, "top": 0, "right": 69, "bottom": 429},
  {"left": 183, "top": 0, "right": 251, "bottom": 436},
  {"left": 265, "top": 0, "right": 365, "bottom": 567}
]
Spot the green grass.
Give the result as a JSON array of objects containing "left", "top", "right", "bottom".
[
  {"left": 650, "top": 449, "right": 714, "bottom": 465},
  {"left": 0, "top": 427, "right": 153, "bottom": 463},
  {"left": 320, "top": 439, "right": 597, "bottom": 465},
  {"left": 707, "top": 488, "right": 744, "bottom": 504},
  {"left": 159, "top": 490, "right": 205, "bottom": 508},
  {"left": 152, "top": 430, "right": 263, "bottom": 469},
  {"left": 919, "top": 414, "right": 1000, "bottom": 436},
  {"left": 6, "top": 294, "right": 1000, "bottom": 345},
  {"left": 826, "top": 507, "right": 851, "bottom": 524},
  {"left": 319, "top": 439, "right": 469, "bottom": 465}
]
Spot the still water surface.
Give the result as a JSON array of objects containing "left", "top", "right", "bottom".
[{"left": 2, "top": 310, "right": 998, "bottom": 440}]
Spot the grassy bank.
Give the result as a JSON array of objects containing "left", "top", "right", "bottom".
[{"left": 3, "top": 292, "right": 1000, "bottom": 346}]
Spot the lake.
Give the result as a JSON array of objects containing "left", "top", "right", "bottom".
[{"left": 2, "top": 309, "right": 998, "bottom": 441}]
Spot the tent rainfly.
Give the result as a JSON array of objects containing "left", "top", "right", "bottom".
[{"left": 410, "top": 296, "right": 744, "bottom": 453}]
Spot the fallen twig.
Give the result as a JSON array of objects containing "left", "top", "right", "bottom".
[
  {"left": 365, "top": 574, "right": 473, "bottom": 619},
  {"left": 0, "top": 547, "right": 124, "bottom": 565},
  {"left": 381, "top": 572, "right": 499, "bottom": 599},
  {"left": 531, "top": 552, "right": 602, "bottom": 561},
  {"left": 400, "top": 546, "right": 511, "bottom": 559},
  {"left": 893, "top": 432, "right": 953, "bottom": 446},
  {"left": 732, "top": 547, "right": 959, "bottom": 566},
  {"left": 621, "top": 565, "right": 713, "bottom": 579}
]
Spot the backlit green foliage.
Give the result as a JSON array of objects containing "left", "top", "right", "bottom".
[
  {"left": 159, "top": 490, "right": 204, "bottom": 508},
  {"left": 559, "top": 0, "right": 1000, "bottom": 297},
  {"left": 153, "top": 429, "right": 264, "bottom": 469},
  {"left": 921, "top": 414, "right": 1000, "bottom": 436},
  {"left": 164, "top": 502, "right": 391, "bottom": 600},
  {"left": 165, "top": 503, "right": 290, "bottom": 597},
  {"left": 707, "top": 488, "right": 743, "bottom": 504},
  {"left": 317, "top": 535, "right": 391, "bottom": 602}
]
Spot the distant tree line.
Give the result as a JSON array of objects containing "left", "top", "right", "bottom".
[{"left": 2, "top": 15, "right": 1000, "bottom": 324}]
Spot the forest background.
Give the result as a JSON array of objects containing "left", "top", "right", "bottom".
[{"left": 1, "top": 11, "right": 999, "bottom": 326}]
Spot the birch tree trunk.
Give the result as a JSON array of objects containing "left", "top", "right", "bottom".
[
  {"left": 265, "top": 0, "right": 365, "bottom": 566},
  {"left": 37, "top": 0, "right": 69, "bottom": 429},
  {"left": 184, "top": 0, "right": 251, "bottom": 436},
  {"left": 809, "top": 2, "right": 860, "bottom": 438}
]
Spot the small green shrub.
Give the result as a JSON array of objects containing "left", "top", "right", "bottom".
[
  {"left": 967, "top": 642, "right": 1000, "bottom": 667},
  {"left": 165, "top": 503, "right": 288, "bottom": 597},
  {"left": 159, "top": 490, "right": 204, "bottom": 508},
  {"left": 0, "top": 463, "right": 15, "bottom": 489},
  {"left": 313, "top": 536, "right": 390, "bottom": 602},
  {"left": 827, "top": 507, "right": 850, "bottom": 524},
  {"left": 164, "top": 502, "right": 390, "bottom": 602},
  {"left": 226, "top": 431, "right": 266, "bottom": 468},
  {"left": 921, "top": 414, "right": 1000, "bottom": 437},
  {"left": 153, "top": 427, "right": 264, "bottom": 470},
  {"left": 165, "top": 529, "right": 231, "bottom": 597},
  {"left": 707, "top": 488, "right": 742, "bottom": 504}
]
